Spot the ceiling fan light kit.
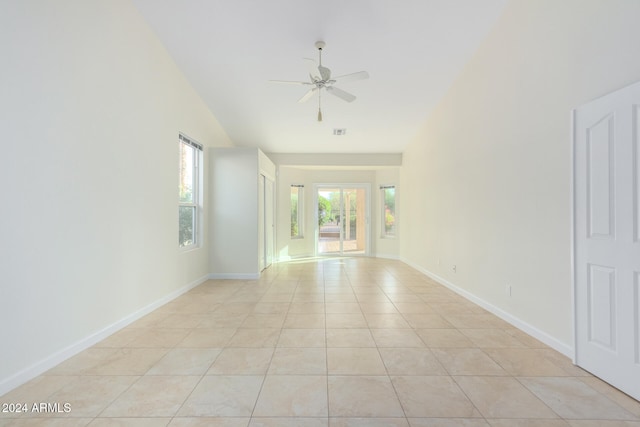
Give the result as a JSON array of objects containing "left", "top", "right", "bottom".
[{"left": 271, "top": 41, "right": 369, "bottom": 122}]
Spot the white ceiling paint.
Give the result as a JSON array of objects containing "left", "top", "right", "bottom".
[{"left": 132, "top": 0, "right": 507, "bottom": 154}]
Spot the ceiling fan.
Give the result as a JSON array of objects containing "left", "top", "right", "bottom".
[{"left": 270, "top": 41, "right": 369, "bottom": 121}]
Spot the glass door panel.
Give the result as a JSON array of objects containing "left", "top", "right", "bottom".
[
  {"left": 317, "top": 186, "right": 368, "bottom": 256},
  {"left": 318, "top": 188, "right": 341, "bottom": 254}
]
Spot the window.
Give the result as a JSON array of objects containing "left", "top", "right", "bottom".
[
  {"left": 179, "top": 134, "right": 202, "bottom": 248},
  {"left": 291, "top": 184, "right": 304, "bottom": 238},
  {"left": 381, "top": 185, "right": 396, "bottom": 238}
]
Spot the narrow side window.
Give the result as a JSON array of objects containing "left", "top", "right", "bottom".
[
  {"left": 381, "top": 185, "right": 396, "bottom": 238},
  {"left": 291, "top": 185, "right": 304, "bottom": 238},
  {"left": 179, "top": 134, "right": 202, "bottom": 249}
]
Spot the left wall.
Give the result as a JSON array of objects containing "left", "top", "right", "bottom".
[{"left": 0, "top": 0, "right": 233, "bottom": 394}]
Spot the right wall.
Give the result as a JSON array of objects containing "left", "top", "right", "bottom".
[{"left": 400, "top": 0, "right": 640, "bottom": 353}]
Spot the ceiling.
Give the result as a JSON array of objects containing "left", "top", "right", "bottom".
[{"left": 132, "top": 0, "right": 507, "bottom": 154}]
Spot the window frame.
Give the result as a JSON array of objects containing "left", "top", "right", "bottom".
[
  {"left": 178, "top": 133, "right": 203, "bottom": 250},
  {"left": 380, "top": 185, "right": 396, "bottom": 239},
  {"left": 291, "top": 184, "right": 304, "bottom": 239}
]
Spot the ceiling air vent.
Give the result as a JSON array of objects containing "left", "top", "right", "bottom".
[{"left": 333, "top": 128, "right": 347, "bottom": 136}]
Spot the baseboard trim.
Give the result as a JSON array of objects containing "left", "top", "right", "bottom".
[
  {"left": 399, "top": 257, "right": 573, "bottom": 358},
  {"left": 208, "top": 273, "right": 260, "bottom": 280},
  {"left": 0, "top": 274, "right": 209, "bottom": 397}
]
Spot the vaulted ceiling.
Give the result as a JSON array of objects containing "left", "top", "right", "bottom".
[{"left": 132, "top": 0, "right": 507, "bottom": 154}]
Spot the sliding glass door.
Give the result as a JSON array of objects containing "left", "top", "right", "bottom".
[{"left": 316, "top": 185, "right": 369, "bottom": 256}]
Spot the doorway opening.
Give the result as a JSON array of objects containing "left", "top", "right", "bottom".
[{"left": 315, "top": 185, "right": 369, "bottom": 256}]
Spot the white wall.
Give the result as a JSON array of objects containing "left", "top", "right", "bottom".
[
  {"left": 0, "top": 0, "right": 233, "bottom": 394},
  {"left": 209, "top": 147, "right": 275, "bottom": 278},
  {"left": 400, "top": 0, "right": 640, "bottom": 353},
  {"left": 276, "top": 166, "right": 400, "bottom": 260}
]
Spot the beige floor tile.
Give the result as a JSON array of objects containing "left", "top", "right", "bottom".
[
  {"left": 259, "top": 293, "right": 294, "bottom": 303},
  {"left": 578, "top": 377, "right": 640, "bottom": 417},
  {"left": 277, "top": 328, "right": 326, "bottom": 347},
  {"left": 47, "top": 376, "right": 138, "bottom": 417},
  {"left": 331, "top": 418, "right": 409, "bottom": 427},
  {"left": 250, "top": 418, "right": 328, "bottom": 427},
  {"left": 326, "top": 329, "right": 376, "bottom": 347},
  {"left": 197, "top": 313, "right": 248, "bottom": 329},
  {"left": 364, "top": 314, "right": 411, "bottom": 328},
  {"left": 391, "top": 376, "right": 481, "bottom": 418},
  {"left": 325, "top": 313, "right": 368, "bottom": 328},
  {"left": 168, "top": 418, "right": 250, "bottom": 427},
  {"left": 327, "top": 376, "right": 404, "bottom": 417},
  {"left": 284, "top": 314, "right": 326, "bottom": 328},
  {"left": 454, "top": 376, "right": 559, "bottom": 419},
  {"left": 101, "top": 375, "right": 200, "bottom": 417},
  {"left": 252, "top": 303, "right": 290, "bottom": 314},
  {"left": 207, "top": 348, "right": 274, "bottom": 374},
  {"left": 90, "top": 418, "right": 172, "bottom": 426},
  {"left": 155, "top": 313, "right": 207, "bottom": 328},
  {"left": 358, "top": 302, "right": 399, "bottom": 313},
  {"left": 7, "top": 258, "right": 639, "bottom": 427},
  {"left": 403, "top": 314, "right": 454, "bottom": 329},
  {"left": 240, "top": 314, "right": 286, "bottom": 328},
  {"left": 327, "top": 348, "right": 387, "bottom": 375},
  {"left": 432, "top": 348, "right": 507, "bottom": 376},
  {"left": 393, "top": 302, "right": 434, "bottom": 314},
  {"left": 371, "top": 329, "right": 425, "bottom": 348},
  {"left": 253, "top": 375, "right": 328, "bottom": 417},
  {"left": 415, "top": 329, "right": 475, "bottom": 348},
  {"left": 177, "top": 375, "right": 264, "bottom": 416},
  {"left": 537, "top": 349, "right": 591, "bottom": 376},
  {"left": 519, "top": 377, "right": 637, "bottom": 420},
  {"left": 269, "top": 348, "right": 327, "bottom": 374},
  {"left": 0, "top": 375, "right": 78, "bottom": 403},
  {"left": 487, "top": 421, "right": 570, "bottom": 427},
  {"left": 324, "top": 294, "right": 359, "bottom": 303},
  {"left": 46, "top": 348, "right": 119, "bottom": 375},
  {"left": 227, "top": 328, "right": 280, "bottom": 347},
  {"left": 178, "top": 328, "right": 237, "bottom": 347},
  {"left": 325, "top": 303, "right": 362, "bottom": 313},
  {"left": 89, "top": 348, "right": 169, "bottom": 375},
  {"left": 288, "top": 302, "right": 325, "bottom": 313},
  {"left": 565, "top": 421, "right": 640, "bottom": 427},
  {"left": 379, "top": 348, "right": 447, "bottom": 375},
  {"left": 459, "top": 329, "right": 528, "bottom": 348},
  {"left": 0, "top": 420, "right": 93, "bottom": 426},
  {"left": 443, "top": 314, "right": 510, "bottom": 329},
  {"left": 129, "top": 328, "right": 192, "bottom": 348},
  {"left": 146, "top": 348, "right": 221, "bottom": 375},
  {"left": 387, "top": 294, "right": 424, "bottom": 303},
  {"left": 93, "top": 328, "right": 146, "bottom": 348},
  {"left": 503, "top": 328, "right": 550, "bottom": 348},
  {"left": 408, "top": 419, "right": 490, "bottom": 427},
  {"left": 483, "top": 348, "right": 570, "bottom": 376}
]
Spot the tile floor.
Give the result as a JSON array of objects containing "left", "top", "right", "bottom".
[{"left": 2, "top": 257, "right": 640, "bottom": 426}]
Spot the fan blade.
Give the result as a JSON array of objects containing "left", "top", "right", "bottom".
[
  {"left": 326, "top": 86, "right": 356, "bottom": 102},
  {"left": 333, "top": 71, "right": 369, "bottom": 83},
  {"left": 269, "top": 80, "right": 312, "bottom": 85},
  {"left": 319, "top": 65, "right": 331, "bottom": 81},
  {"left": 297, "top": 87, "right": 318, "bottom": 103},
  {"left": 303, "top": 58, "right": 322, "bottom": 82}
]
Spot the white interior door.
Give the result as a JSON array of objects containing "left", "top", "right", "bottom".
[{"left": 574, "top": 81, "right": 640, "bottom": 400}]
